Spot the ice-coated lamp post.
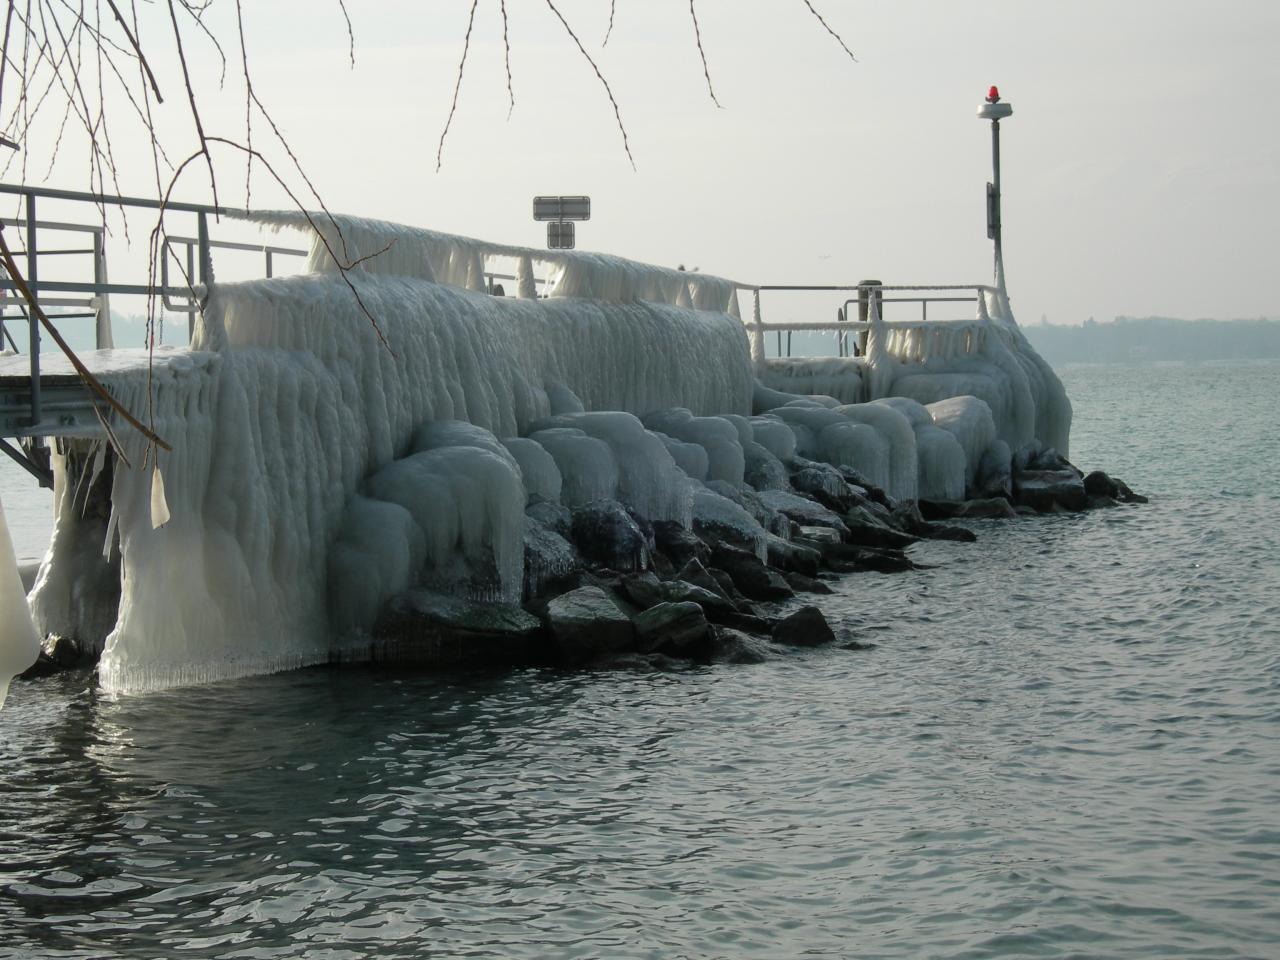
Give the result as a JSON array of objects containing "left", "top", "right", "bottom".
[{"left": 978, "top": 85, "right": 1013, "bottom": 281}]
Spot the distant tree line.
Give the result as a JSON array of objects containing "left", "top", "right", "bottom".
[{"left": 1023, "top": 316, "right": 1280, "bottom": 364}]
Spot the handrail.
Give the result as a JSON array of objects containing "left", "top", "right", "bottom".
[{"left": 0, "top": 181, "right": 243, "bottom": 217}]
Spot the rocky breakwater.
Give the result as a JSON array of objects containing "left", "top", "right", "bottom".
[{"left": 355, "top": 440, "right": 1143, "bottom": 675}]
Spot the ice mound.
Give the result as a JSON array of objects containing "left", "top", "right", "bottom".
[
  {"left": 529, "top": 428, "right": 619, "bottom": 508},
  {"left": 501, "top": 438, "right": 563, "bottom": 505},
  {"left": 642, "top": 409, "right": 745, "bottom": 487}
]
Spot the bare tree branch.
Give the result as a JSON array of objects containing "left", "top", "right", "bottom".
[
  {"left": 499, "top": 0, "right": 513, "bottom": 119},
  {"left": 436, "top": 0, "right": 478, "bottom": 173},
  {"left": 542, "top": 0, "right": 634, "bottom": 169},
  {"left": 689, "top": 0, "right": 720, "bottom": 108},
  {"left": 800, "top": 0, "right": 856, "bottom": 62},
  {"left": 104, "top": 0, "right": 162, "bottom": 101},
  {"left": 603, "top": 0, "right": 615, "bottom": 46}
]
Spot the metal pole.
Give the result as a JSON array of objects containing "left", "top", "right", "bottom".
[
  {"left": 991, "top": 116, "right": 1002, "bottom": 277},
  {"left": 25, "top": 193, "right": 40, "bottom": 426}
]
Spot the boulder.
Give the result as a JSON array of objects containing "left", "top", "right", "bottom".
[
  {"left": 822, "top": 544, "right": 916, "bottom": 573},
  {"left": 1014, "top": 469, "right": 1087, "bottom": 513},
  {"left": 675, "top": 558, "right": 736, "bottom": 604},
  {"left": 635, "top": 601, "right": 709, "bottom": 655},
  {"left": 841, "top": 505, "right": 919, "bottom": 549},
  {"left": 710, "top": 543, "right": 795, "bottom": 601},
  {"left": 523, "top": 515, "right": 580, "bottom": 601},
  {"left": 1083, "top": 470, "right": 1148, "bottom": 504},
  {"left": 620, "top": 571, "right": 666, "bottom": 610},
  {"left": 797, "top": 524, "right": 842, "bottom": 545},
  {"left": 707, "top": 626, "right": 775, "bottom": 664},
  {"left": 653, "top": 519, "right": 710, "bottom": 567},
  {"left": 571, "top": 499, "right": 652, "bottom": 571},
  {"left": 766, "top": 534, "right": 822, "bottom": 577},
  {"left": 526, "top": 500, "right": 572, "bottom": 538},
  {"left": 953, "top": 498, "right": 1017, "bottom": 520},
  {"left": 546, "top": 585, "right": 636, "bottom": 662},
  {"left": 772, "top": 605, "right": 837, "bottom": 647},
  {"left": 976, "top": 440, "right": 1013, "bottom": 499},
  {"left": 373, "top": 589, "right": 546, "bottom": 666},
  {"left": 782, "top": 571, "right": 834, "bottom": 595},
  {"left": 663, "top": 578, "right": 737, "bottom": 615}
]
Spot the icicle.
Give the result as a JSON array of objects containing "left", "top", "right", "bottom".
[
  {"left": 516, "top": 255, "right": 537, "bottom": 299},
  {"left": 0, "top": 492, "right": 41, "bottom": 709},
  {"left": 150, "top": 466, "right": 171, "bottom": 529}
]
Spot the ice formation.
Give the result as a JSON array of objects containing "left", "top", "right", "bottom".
[
  {"left": 13, "top": 208, "right": 1074, "bottom": 695},
  {"left": 0, "top": 493, "right": 41, "bottom": 708}
]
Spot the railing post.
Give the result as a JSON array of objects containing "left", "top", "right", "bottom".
[
  {"left": 265, "top": 248, "right": 274, "bottom": 278},
  {"left": 25, "top": 193, "right": 40, "bottom": 426},
  {"left": 193, "top": 212, "right": 212, "bottom": 339},
  {"left": 750, "top": 287, "right": 765, "bottom": 363},
  {"left": 93, "top": 229, "right": 113, "bottom": 348}
]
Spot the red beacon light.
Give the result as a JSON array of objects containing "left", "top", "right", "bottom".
[{"left": 986, "top": 85, "right": 1001, "bottom": 103}]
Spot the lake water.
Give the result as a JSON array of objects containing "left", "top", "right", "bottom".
[{"left": 2, "top": 361, "right": 1278, "bottom": 959}]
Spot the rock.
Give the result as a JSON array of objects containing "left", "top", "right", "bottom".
[
  {"left": 570, "top": 499, "right": 652, "bottom": 571},
  {"left": 19, "top": 634, "right": 93, "bottom": 679},
  {"left": 797, "top": 524, "right": 842, "bottom": 545},
  {"left": 822, "top": 544, "right": 916, "bottom": 573},
  {"left": 743, "top": 441, "right": 790, "bottom": 491},
  {"left": 527, "top": 501, "right": 572, "bottom": 538},
  {"left": 771, "top": 605, "right": 837, "bottom": 647},
  {"left": 710, "top": 543, "right": 795, "bottom": 601},
  {"left": 523, "top": 516, "right": 580, "bottom": 601},
  {"left": 709, "top": 567, "right": 747, "bottom": 604},
  {"left": 707, "top": 626, "right": 774, "bottom": 664},
  {"left": 912, "top": 521, "right": 978, "bottom": 542},
  {"left": 790, "top": 463, "right": 859, "bottom": 512},
  {"left": 976, "top": 440, "right": 1013, "bottom": 499},
  {"left": 675, "top": 558, "right": 737, "bottom": 608},
  {"left": 841, "top": 639, "right": 877, "bottom": 651},
  {"left": 1012, "top": 439, "right": 1047, "bottom": 473},
  {"left": 1013, "top": 469, "right": 1087, "bottom": 513},
  {"left": 952, "top": 497, "right": 1017, "bottom": 520},
  {"left": 653, "top": 520, "right": 709, "bottom": 567},
  {"left": 663, "top": 578, "right": 737, "bottom": 615},
  {"left": 841, "top": 505, "right": 919, "bottom": 549},
  {"left": 757, "top": 489, "right": 851, "bottom": 537},
  {"left": 766, "top": 534, "right": 822, "bottom": 577},
  {"left": 709, "top": 609, "right": 776, "bottom": 636},
  {"left": 620, "top": 571, "right": 666, "bottom": 610},
  {"left": 782, "top": 571, "right": 834, "bottom": 595},
  {"left": 635, "top": 601, "right": 709, "bottom": 655},
  {"left": 545, "top": 585, "right": 636, "bottom": 663},
  {"left": 1082, "top": 470, "right": 1146, "bottom": 503},
  {"left": 373, "top": 589, "right": 546, "bottom": 666},
  {"left": 917, "top": 498, "right": 963, "bottom": 520}
]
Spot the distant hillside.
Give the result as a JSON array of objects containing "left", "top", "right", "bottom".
[{"left": 1023, "top": 317, "right": 1280, "bottom": 364}]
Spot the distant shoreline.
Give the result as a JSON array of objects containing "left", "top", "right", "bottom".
[{"left": 1023, "top": 317, "right": 1280, "bottom": 365}]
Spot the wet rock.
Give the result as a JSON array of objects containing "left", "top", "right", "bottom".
[
  {"left": 772, "top": 605, "right": 837, "bottom": 647},
  {"left": 523, "top": 516, "right": 580, "bottom": 601},
  {"left": 620, "top": 571, "right": 666, "bottom": 609},
  {"left": 526, "top": 501, "right": 572, "bottom": 539},
  {"left": 545, "top": 585, "right": 636, "bottom": 663},
  {"left": 790, "top": 463, "right": 860, "bottom": 512},
  {"left": 571, "top": 499, "right": 651, "bottom": 572},
  {"left": 917, "top": 498, "right": 962, "bottom": 521},
  {"left": 766, "top": 534, "right": 822, "bottom": 577},
  {"left": 1083, "top": 470, "right": 1148, "bottom": 504},
  {"left": 663, "top": 578, "right": 737, "bottom": 615},
  {"left": 710, "top": 543, "right": 795, "bottom": 601},
  {"left": 635, "top": 601, "right": 709, "bottom": 655},
  {"left": 797, "top": 524, "right": 842, "bottom": 545},
  {"left": 952, "top": 497, "right": 1017, "bottom": 520},
  {"left": 782, "top": 571, "right": 834, "bottom": 595},
  {"left": 1014, "top": 469, "right": 1087, "bottom": 513},
  {"left": 675, "top": 558, "right": 737, "bottom": 609},
  {"left": 757, "top": 489, "right": 851, "bottom": 538},
  {"left": 841, "top": 505, "right": 919, "bottom": 549},
  {"left": 709, "top": 609, "right": 776, "bottom": 636},
  {"left": 976, "top": 440, "right": 1013, "bottom": 499},
  {"left": 653, "top": 520, "right": 709, "bottom": 568},
  {"left": 373, "top": 589, "right": 547, "bottom": 666},
  {"left": 743, "top": 441, "right": 790, "bottom": 491},
  {"left": 18, "top": 635, "right": 93, "bottom": 679},
  {"left": 912, "top": 521, "right": 978, "bottom": 543},
  {"left": 707, "top": 626, "right": 775, "bottom": 664},
  {"left": 822, "top": 544, "right": 916, "bottom": 573}
]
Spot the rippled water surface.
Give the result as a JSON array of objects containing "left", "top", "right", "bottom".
[{"left": 2, "top": 360, "right": 1279, "bottom": 959}]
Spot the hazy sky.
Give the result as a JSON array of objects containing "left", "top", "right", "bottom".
[{"left": 11, "top": 0, "right": 1280, "bottom": 326}]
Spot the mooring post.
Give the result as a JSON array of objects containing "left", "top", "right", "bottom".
[{"left": 25, "top": 192, "right": 40, "bottom": 427}]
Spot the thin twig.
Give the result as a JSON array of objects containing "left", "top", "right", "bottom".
[
  {"left": 603, "top": 0, "right": 615, "bottom": 46},
  {"left": 0, "top": 224, "right": 172, "bottom": 450},
  {"left": 542, "top": 0, "right": 633, "bottom": 169},
  {"left": 165, "top": 0, "right": 218, "bottom": 210},
  {"left": 336, "top": 0, "right": 353, "bottom": 67},
  {"left": 499, "top": 0, "right": 513, "bottom": 119},
  {"left": 436, "top": 0, "right": 478, "bottom": 172},
  {"left": 799, "top": 0, "right": 856, "bottom": 62},
  {"left": 104, "top": 0, "right": 161, "bottom": 100},
  {"left": 689, "top": 0, "right": 720, "bottom": 107}
]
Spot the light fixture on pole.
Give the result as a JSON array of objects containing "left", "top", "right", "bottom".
[{"left": 977, "top": 85, "right": 1012, "bottom": 281}]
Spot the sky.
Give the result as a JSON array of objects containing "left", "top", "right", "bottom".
[{"left": 6, "top": 0, "right": 1279, "bottom": 327}]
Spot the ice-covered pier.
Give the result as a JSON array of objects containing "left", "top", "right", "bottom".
[{"left": 0, "top": 182, "right": 1076, "bottom": 699}]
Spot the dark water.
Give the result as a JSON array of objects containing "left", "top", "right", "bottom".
[{"left": 2, "top": 361, "right": 1279, "bottom": 959}]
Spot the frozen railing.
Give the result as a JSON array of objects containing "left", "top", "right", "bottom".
[{"left": 740, "top": 283, "right": 998, "bottom": 362}]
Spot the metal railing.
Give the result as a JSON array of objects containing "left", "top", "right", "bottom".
[{"left": 745, "top": 283, "right": 995, "bottom": 360}]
